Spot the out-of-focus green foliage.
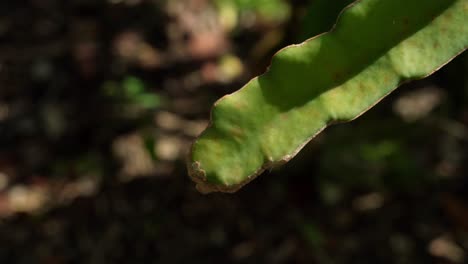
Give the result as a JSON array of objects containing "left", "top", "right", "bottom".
[
  {"left": 319, "top": 122, "right": 433, "bottom": 192},
  {"left": 215, "top": 0, "right": 291, "bottom": 24},
  {"left": 188, "top": 0, "right": 468, "bottom": 193},
  {"left": 103, "top": 76, "right": 162, "bottom": 115}
]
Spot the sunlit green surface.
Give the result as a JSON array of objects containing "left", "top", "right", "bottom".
[{"left": 189, "top": 0, "right": 468, "bottom": 193}]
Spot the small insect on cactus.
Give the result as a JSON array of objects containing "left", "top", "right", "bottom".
[{"left": 188, "top": 0, "right": 468, "bottom": 193}]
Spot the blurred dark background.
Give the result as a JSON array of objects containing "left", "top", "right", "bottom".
[{"left": 0, "top": 0, "right": 467, "bottom": 263}]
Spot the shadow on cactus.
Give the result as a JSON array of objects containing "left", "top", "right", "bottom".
[{"left": 188, "top": 0, "right": 468, "bottom": 193}]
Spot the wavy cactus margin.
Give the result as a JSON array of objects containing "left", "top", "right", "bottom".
[{"left": 188, "top": 0, "right": 468, "bottom": 193}]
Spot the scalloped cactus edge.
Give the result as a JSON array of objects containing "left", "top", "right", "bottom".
[{"left": 188, "top": 0, "right": 468, "bottom": 193}]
